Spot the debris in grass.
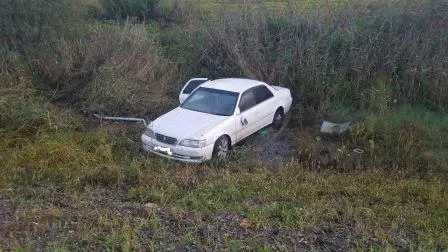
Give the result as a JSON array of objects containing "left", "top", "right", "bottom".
[
  {"left": 82, "top": 109, "right": 149, "bottom": 127},
  {"left": 320, "top": 121, "right": 351, "bottom": 134},
  {"left": 353, "top": 148, "right": 364, "bottom": 154}
]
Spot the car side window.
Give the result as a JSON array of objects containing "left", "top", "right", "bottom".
[
  {"left": 238, "top": 90, "right": 257, "bottom": 112},
  {"left": 183, "top": 80, "right": 207, "bottom": 94},
  {"left": 253, "top": 85, "right": 274, "bottom": 104}
]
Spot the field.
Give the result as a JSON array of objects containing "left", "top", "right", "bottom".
[{"left": 1, "top": 0, "right": 448, "bottom": 250}]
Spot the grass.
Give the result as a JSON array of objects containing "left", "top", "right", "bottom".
[
  {"left": 2, "top": 160, "right": 448, "bottom": 250},
  {"left": 350, "top": 106, "right": 448, "bottom": 169},
  {"left": 1, "top": 93, "right": 447, "bottom": 250},
  {"left": 1, "top": 0, "right": 448, "bottom": 250},
  {"left": 156, "top": 0, "right": 448, "bottom": 111}
]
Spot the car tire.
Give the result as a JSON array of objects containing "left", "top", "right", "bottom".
[
  {"left": 212, "top": 135, "right": 230, "bottom": 162},
  {"left": 272, "top": 108, "right": 284, "bottom": 130}
]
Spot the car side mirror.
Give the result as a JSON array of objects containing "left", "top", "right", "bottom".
[{"left": 235, "top": 107, "right": 241, "bottom": 116}]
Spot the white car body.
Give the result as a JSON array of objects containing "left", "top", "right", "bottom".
[{"left": 141, "top": 78, "right": 293, "bottom": 163}]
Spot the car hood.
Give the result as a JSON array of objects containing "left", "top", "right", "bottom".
[{"left": 151, "top": 107, "right": 228, "bottom": 140}]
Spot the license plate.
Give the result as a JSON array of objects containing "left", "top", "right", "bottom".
[{"left": 154, "top": 146, "right": 172, "bottom": 156}]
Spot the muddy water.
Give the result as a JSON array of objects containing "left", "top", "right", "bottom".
[
  {"left": 259, "top": 136, "right": 296, "bottom": 167},
  {"left": 240, "top": 115, "right": 304, "bottom": 168},
  {"left": 245, "top": 112, "right": 342, "bottom": 169}
]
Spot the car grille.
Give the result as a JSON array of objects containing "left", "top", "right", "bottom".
[{"left": 155, "top": 133, "right": 177, "bottom": 145}]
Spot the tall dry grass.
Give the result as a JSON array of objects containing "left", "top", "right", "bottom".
[
  {"left": 170, "top": 0, "right": 448, "bottom": 112},
  {"left": 2, "top": 0, "right": 178, "bottom": 117},
  {"left": 0, "top": 51, "right": 32, "bottom": 96},
  {"left": 33, "top": 21, "right": 177, "bottom": 116}
]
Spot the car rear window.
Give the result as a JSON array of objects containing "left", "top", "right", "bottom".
[
  {"left": 183, "top": 79, "right": 208, "bottom": 94},
  {"left": 253, "top": 85, "right": 274, "bottom": 104}
]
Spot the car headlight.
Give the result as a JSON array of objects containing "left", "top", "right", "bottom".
[
  {"left": 144, "top": 128, "right": 155, "bottom": 138},
  {"left": 179, "top": 139, "right": 206, "bottom": 148}
]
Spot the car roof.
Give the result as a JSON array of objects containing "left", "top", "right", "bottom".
[{"left": 200, "top": 78, "right": 268, "bottom": 93}]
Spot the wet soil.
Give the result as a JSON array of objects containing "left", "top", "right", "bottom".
[
  {"left": 242, "top": 109, "right": 332, "bottom": 169},
  {"left": 243, "top": 106, "right": 360, "bottom": 170}
]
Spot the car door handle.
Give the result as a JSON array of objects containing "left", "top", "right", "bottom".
[{"left": 241, "top": 117, "right": 248, "bottom": 126}]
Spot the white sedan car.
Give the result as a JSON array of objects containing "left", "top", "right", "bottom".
[{"left": 141, "top": 78, "right": 292, "bottom": 163}]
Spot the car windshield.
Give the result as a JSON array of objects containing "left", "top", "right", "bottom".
[{"left": 181, "top": 87, "right": 239, "bottom": 116}]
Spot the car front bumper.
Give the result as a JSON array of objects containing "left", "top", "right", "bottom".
[{"left": 141, "top": 134, "right": 214, "bottom": 163}]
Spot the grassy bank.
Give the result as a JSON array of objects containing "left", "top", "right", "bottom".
[
  {"left": 1, "top": 92, "right": 447, "bottom": 250},
  {"left": 2, "top": 167, "right": 447, "bottom": 250}
]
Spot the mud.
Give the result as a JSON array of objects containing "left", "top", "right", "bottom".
[{"left": 246, "top": 107, "right": 358, "bottom": 170}]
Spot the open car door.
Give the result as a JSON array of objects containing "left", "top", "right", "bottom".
[{"left": 179, "top": 78, "right": 208, "bottom": 104}]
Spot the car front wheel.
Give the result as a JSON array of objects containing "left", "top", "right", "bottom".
[{"left": 212, "top": 135, "right": 229, "bottom": 161}]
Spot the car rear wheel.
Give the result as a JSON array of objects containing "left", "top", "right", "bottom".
[
  {"left": 272, "top": 108, "right": 284, "bottom": 130},
  {"left": 212, "top": 135, "right": 229, "bottom": 161}
]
